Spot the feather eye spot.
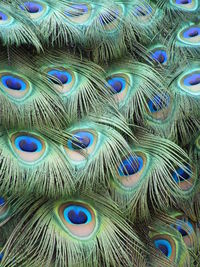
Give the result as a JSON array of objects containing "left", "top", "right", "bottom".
[
  {"left": 47, "top": 69, "right": 75, "bottom": 94},
  {"left": 179, "top": 70, "right": 200, "bottom": 94},
  {"left": 64, "top": 205, "right": 91, "bottom": 225},
  {"left": 65, "top": 4, "right": 88, "bottom": 17},
  {"left": 151, "top": 50, "right": 167, "bottom": 64},
  {"left": 115, "top": 152, "right": 147, "bottom": 189},
  {"left": 172, "top": 165, "right": 191, "bottom": 182},
  {"left": 59, "top": 202, "right": 96, "bottom": 239},
  {"left": 48, "top": 70, "right": 72, "bottom": 85},
  {"left": 171, "top": 0, "right": 197, "bottom": 10},
  {"left": 0, "top": 252, "right": 4, "bottom": 262},
  {"left": 133, "top": 4, "right": 152, "bottom": 17},
  {"left": 16, "top": 136, "right": 40, "bottom": 153},
  {"left": 99, "top": 10, "right": 118, "bottom": 25},
  {"left": 20, "top": 2, "right": 42, "bottom": 13},
  {"left": 64, "top": 130, "right": 97, "bottom": 162},
  {"left": 176, "top": 221, "right": 193, "bottom": 237},
  {"left": 118, "top": 155, "right": 143, "bottom": 176},
  {"left": 106, "top": 74, "right": 129, "bottom": 104},
  {"left": 184, "top": 73, "right": 200, "bottom": 86},
  {"left": 146, "top": 93, "right": 172, "bottom": 121},
  {"left": 0, "top": 11, "right": 13, "bottom": 25},
  {"left": 67, "top": 131, "right": 93, "bottom": 151},
  {"left": 175, "top": 218, "right": 194, "bottom": 247},
  {"left": 178, "top": 26, "right": 200, "bottom": 45},
  {"left": 154, "top": 239, "right": 172, "bottom": 258},
  {"left": 0, "top": 197, "right": 5, "bottom": 207},
  {"left": 11, "top": 133, "right": 46, "bottom": 163},
  {"left": 64, "top": 3, "right": 91, "bottom": 23},
  {"left": 0, "top": 197, "right": 9, "bottom": 221},
  {"left": 171, "top": 0, "right": 198, "bottom": 11},
  {"left": 147, "top": 93, "right": 170, "bottom": 113},
  {"left": 107, "top": 77, "right": 126, "bottom": 94},
  {"left": 185, "top": 28, "right": 199, "bottom": 38},
  {"left": 172, "top": 164, "right": 194, "bottom": 190},
  {"left": 176, "top": 0, "right": 192, "bottom": 4},
  {"left": 2, "top": 75, "right": 26, "bottom": 91},
  {"left": 99, "top": 6, "right": 123, "bottom": 31},
  {"left": 20, "top": 1, "right": 48, "bottom": 19},
  {"left": 0, "top": 74, "right": 31, "bottom": 100},
  {"left": 0, "top": 12, "right": 8, "bottom": 21}
]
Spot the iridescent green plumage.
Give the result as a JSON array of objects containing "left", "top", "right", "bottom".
[{"left": 0, "top": 0, "right": 199, "bottom": 266}]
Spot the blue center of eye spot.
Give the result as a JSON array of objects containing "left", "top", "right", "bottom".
[
  {"left": 133, "top": 4, "right": 152, "bottom": 16},
  {"left": 184, "top": 73, "right": 200, "bottom": 86},
  {"left": 65, "top": 4, "right": 88, "bottom": 17},
  {"left": 172, "top": 164, "right": 192, "bottom": 183},
  {"left": 183, "top": 27, "right": 200, "bottom": 38},
  {"left": 64, "top": 205, "right": 92, "bottom": 225},
  {"left": 1, "top": 75, "right": 26, "bottom": 91},
  {"left": 154, "top": 239, "right": 172, "bottom": 258},
  {"left": 176, "top": 220, "right": 193, "bottom": 236},
  {"left": 176, "top": 0, "right": 192, "bottom": 4},
  {"left": 148, "top": 93, "right": 170, "bottom": 113},
  {"left": 67, "top": 131, "right": 93, "bottom": 150},
  {"left": 20, "top": 2, "right": 43, "bottom": 13},
  {"left": 0, "top": 11, "right": 8, "bottom": 21},
  {"left": 99, "top": 10, "right": 119, "bottom": 25},
  {"left": 107, "top": 77, "right": 126, "bottom": 94},
  {"left": 0, "top": 252, "right": 4, "bottom": 262},
  {"left": 15, "top": 136, "right": 42, "bottom": 153},
  {"left": 0, "top": 197, "right": 5, "bottom": 207},
  {"left": 118, "top": 155, "right": 143, "bottom": 176},
  {"left": 151, "top": 50, "right": 167, "bottom": 64},
  {"left": 47, "top": 70, "right": 72, "bottom": 85}
]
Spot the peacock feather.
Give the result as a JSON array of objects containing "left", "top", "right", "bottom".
[{"left": 0, "top": 0, "right": 199, "bottom": 266}]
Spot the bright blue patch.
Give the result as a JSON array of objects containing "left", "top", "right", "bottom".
[
  {"left": 65, "top": 4, "right": 88, "bottom": 17},
  {"left": 67, "top": 131, "right": 94, "bottom": 150},
  {"left": 176, "top": 0, "right": 192, "bottom": 4},
  {"left": 107, "top": 77, "right": 126, "bottom": 94},
  {"left": 99, "top": 10, "right": 119, "bottom": 25},
  {"left": 64, "top": 205, "right": 92, "bottom": 225},
  {"left": 15, "top": 136, "right": 42, "bottom": 153},
  {"left": 133, "top": 4, "right": 152, "bottom": 16},
  {"left": 0, "top": 252, "right": 4, "bottom": 262},
  {"left": 184, "top": 73, "right": 200, "bottom": 86},
  {"left": 172, "top": 164, "right": 192, "bottom": 183},
  {"left": 1, "top": 75, "right": 26, "bottom": 91},
  {"left": 183, "top": 27, "right": 200, "bottom": 38},
  {"left": 20, "top": 2, "right": 43, "bottom": 13},
  {"left": 48, "top": 70, "right": 72, "bottom": 85},
  {"left": 148, "top": 93, "right": 170, "bottom": 113},
  {"left": 118, "top": 155, "right": 143, "bottom": 176},
  {"left": 0, "top": 12, "right": 8, "bottom": 21},
  {"left": 151, "top": 50, "right": 167, "bottom": 64},
  {"left": 0, "top": 197, "right": 5, "bottom": 206},
  {"left": 154, "top": 239, "right": 172, "bottom": 258},
  {"left": 176, "top": 220, "right": 193, "bottom": 236}
]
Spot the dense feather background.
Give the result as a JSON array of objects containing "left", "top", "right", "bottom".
[{"left": 0, "top": 0, "right": 199, "bottom": 266}]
